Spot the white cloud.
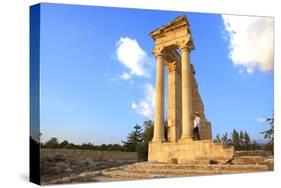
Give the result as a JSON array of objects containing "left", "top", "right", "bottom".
[
  {"left": 120, "top": 72, "right": 131, "bottom": 80},
  {"left": 257, "top": 118, "right": 267, "bottom": 123},
  {"left": 131, "top": 102, "right": 138, "bottom": 109},
  {"left": 116, "top": 37, "right": 152, "bottom": 79},
  {"left": 222, "top": 15, "right": 273, "bottom": 73},
  {"left": 131, "top": 83, "right": 155, "bottom": 117}
]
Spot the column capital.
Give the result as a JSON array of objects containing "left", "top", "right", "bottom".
[
  {"left": 152, "top": 46, "right": 166, "bottom": 57},
  {"left": 179, "top": 40, "right": 195, "bottom": 52},
  {"left": 167, "top": 61, "right": 177, "bottom": 73}
]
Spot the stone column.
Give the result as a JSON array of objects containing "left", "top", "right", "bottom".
[
  {"left": 180, "top": 46, "right": 193, "bottom": 141},
  {"left": 167, "top": 61, "right": 177, "bottom": 142},
  {"left": 152, "top": 51, "right": 165, "bottom": 143}
]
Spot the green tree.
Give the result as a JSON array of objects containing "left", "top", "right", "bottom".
[
  {"left": 137, "top": 120, "right": 154, "bottom": 160},
  {"left": 65, "top": 143, "right": 78, "bottom": 149},
  {"left": 142, "top": 120, "right": 154, "bottom": 143},
  {"left": 251, "top": 140, "right": 259, "bottom": 150},
  {"left": 221, "top": 132, "right": 230, "bottom": 145},
  {"left": 243, "top": 132, "right": 250, "bottom": 150},
  {"left": 239, "top": 131, "right": 244, "bottom": 150},
  {"left": 100, "top": 144, "right": 107, "bottom": 150},
  {"left": 261, "top": 114, "right": 274, "bottom": 154},
  {"left": 214, "top": 134, "right": 221, "bottom": 142},
  {"left": 60, "top": 140, "right": 69, "bottom": 148},
  {"left": 109, "top": 144, "right": 123, "bottom": 151},
  {"left": 45, "top": 137, "right": 59, "bottom": 148},
  {"left": 122, "top": 124, "right": 143, "bottom": 152},
  {"left": 231, "top": 129, "right": 240, "bottom": 150},
  {"left": 81, "top": 142, "right": 94, "bottom": 150}
]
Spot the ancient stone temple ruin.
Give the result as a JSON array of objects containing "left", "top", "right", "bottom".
[{"left": 148, "top": 16, "right": 234, "bottom": 163}]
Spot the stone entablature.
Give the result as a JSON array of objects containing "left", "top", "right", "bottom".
[{"left": 150, "top": 16, "right": 194, "bottom": 51}]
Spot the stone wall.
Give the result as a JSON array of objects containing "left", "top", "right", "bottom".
[
  {"left": 41, "top": 149, "right": 138, "bottom": 161},
  {"left": 191, "top": 64, "right": 212, "bottom": 140},
  {"left": 148, "top": 140, "right": 234, "bottom": 163}
]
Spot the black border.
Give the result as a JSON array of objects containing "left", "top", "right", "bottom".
[{"left": 30, "top": 3, "right": 41, "bottom": 185}]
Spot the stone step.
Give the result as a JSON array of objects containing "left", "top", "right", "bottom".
[
  {"left": 235, "top": 150, "right": 272, "bottom": 157},
  {"left": 101, "top": 169, "right": 165, "bottom": 180},
  {"left": 126, "top": 167, "right": 268, "bottom": 176},
  {"left": 232, "top": 156, "right": 265, "bottom": 164},
  {"left": 127, "top": 163, "right": 269, "bottom": 171},
  {"left": 232, "top": 156, "right": 274, "bottom": 170},
  {"left": 127, "top": 169, "right": 266, "bottom": 176},
  {"left": 101, "top": 164, "right": 269, "bottom": 180},
  {"left": 101, "top": 169, "right": 227, "bottom": 179}
]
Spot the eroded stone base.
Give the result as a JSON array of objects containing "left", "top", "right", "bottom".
[{"left": 148, "top": 140, "right": 234, "bottom": 163}]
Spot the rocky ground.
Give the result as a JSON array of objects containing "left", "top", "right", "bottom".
[
  {"left": 41, "top": 153, "right": 274, "bottom": 185},
  {"left": 40, "top": 154, "right": 137, "bottom": 184}
]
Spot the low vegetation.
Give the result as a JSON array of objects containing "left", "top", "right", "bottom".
[
  {"left": 40, "top": 113, "right": 274, "bottom": 160},
  {"left": 214, "top": 114, "right": 274, "bottom": 154}
]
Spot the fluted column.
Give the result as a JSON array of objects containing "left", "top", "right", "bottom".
[
  {"left": 180, "top": 46, "right": 193, "bottom": 141},
  {"left": 152, "top": 51, "right": 165, "bottom": 143}
]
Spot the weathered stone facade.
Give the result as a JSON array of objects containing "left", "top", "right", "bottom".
[{"left": 148, "top": 16, "right": 233, "bottom": 163}]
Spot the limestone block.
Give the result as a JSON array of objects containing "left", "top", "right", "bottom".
[{"left": 148, "top": 141, "right": 234, "bottom": 163}]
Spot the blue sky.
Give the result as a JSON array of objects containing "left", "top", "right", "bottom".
[{"left": 39, "top": 3, "right": 273, "bottom": 144}]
